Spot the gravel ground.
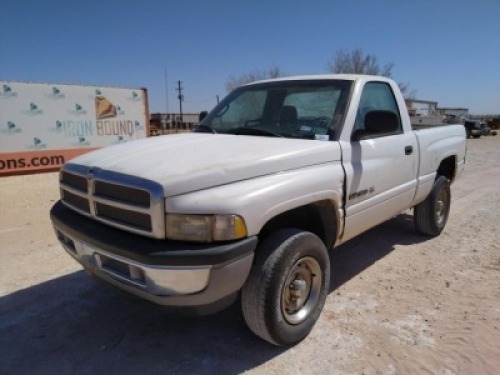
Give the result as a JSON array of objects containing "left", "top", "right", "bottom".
[{"left": 1, "top": 136, "right": 499, "bottom": 374}]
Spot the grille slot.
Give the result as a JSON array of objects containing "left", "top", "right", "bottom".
[
  {"left": 61, "top": 171, "right": 87, "bottom": 191},
  {"left": 62, "top": 190, "right": 91, "bottom": 213},
  {"left": 95, "top": 203, "right": 152, "bottom": 231},
  {"left": 59, "top": 164, "right": 163, "bottom": 238},
  {"left": 94, "top": 180, "right": 150, "bottom": 207},
  {"left": 57, "top": 230, "right": 76, "bottom": 253},
  {"left": 97, "top": 254, "right": 146, "bottom": 285}
]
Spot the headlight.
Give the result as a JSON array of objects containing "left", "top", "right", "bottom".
[{"left": 166, "top": 214, "right": 247, "bottom": 242}]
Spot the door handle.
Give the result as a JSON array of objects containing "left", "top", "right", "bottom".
[{"left": 405, "top": 145, "right": 413, "bottom": 155}]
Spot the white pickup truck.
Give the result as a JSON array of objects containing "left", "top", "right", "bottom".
[{"left": 51, "top": 75, "right": 466, "bottom": 346}]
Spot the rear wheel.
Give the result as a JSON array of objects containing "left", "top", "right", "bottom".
[
  {"left": 241, "top": 229, "right": 330, "bottom": 346},
  {"left": 414, "top": 176, "right": 451, "bottom": 236}
]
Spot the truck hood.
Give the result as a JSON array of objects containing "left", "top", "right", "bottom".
[{"left": 70, "top": 133, "right": 342, "bottom": 197}]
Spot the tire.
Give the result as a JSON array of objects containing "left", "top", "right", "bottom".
[
  {"left": 241, "top": 229, "right": 330, "bottom": 346},
  {"left": 414, "top": 176, "right": 451, "bottom": 236},
  {"left": 472, "top": 134, "right": 481, "bottom": 138}
]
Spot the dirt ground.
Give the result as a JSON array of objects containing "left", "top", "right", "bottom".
[{"left": 1, "top": 136, "right": 499, "bottom": 375}]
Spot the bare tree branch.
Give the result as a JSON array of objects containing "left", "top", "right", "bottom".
[
  {"left": 328, "top": 48, "right": 393, "bottom": 76},
  {"left": 225, "top": 66, "right": 284, "bottom": 92},
  {"left": 328, "top": 48, "right": 415, "bottom": 98}
]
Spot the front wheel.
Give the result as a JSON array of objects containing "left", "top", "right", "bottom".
[
  {"left": 241, "top": 229, "right": 330, "bottom": 346},
  {"left": 414, "top": 176, "right": 451, "bottom": 236}
]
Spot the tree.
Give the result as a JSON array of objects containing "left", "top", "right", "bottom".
[
  {"left": 225, "top": 66, "right": 284, "bottom": 92},
  {"left": 328, "top": 48, "right": 415, "bottom": 98},
  {"left": 328, "top": 48, "right": 393, "bottom": 76}
]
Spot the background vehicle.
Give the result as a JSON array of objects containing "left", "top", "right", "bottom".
[
  {"left": 463, "top": 119, "right": 490, "bottom": 138},
  {"left": 51, "top": 75, "right": 466, "bottom": 346}
]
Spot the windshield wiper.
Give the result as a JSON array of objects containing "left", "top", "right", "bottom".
[
  {"left": 225, "top": 127, "right": 283, "bottom": 138},
  {"left": 194, "top": 124, "right": 217, "bottom": 134}
]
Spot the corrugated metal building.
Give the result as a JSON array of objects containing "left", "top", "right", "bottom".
[{"left": 406, "top": 99, "right": 470, "bottom": 124}]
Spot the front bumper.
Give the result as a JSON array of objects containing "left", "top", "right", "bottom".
[{"left": 50, "top": 201, "right": 257, "bottom": 308}]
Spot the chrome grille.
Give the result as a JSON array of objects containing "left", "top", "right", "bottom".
[
  {"left": 60, "top": 171, "right": 87, "bottom": 192},
  {"left": 94, "top": 180, "right": 150, "bottom": 207},
  {"left": 61, "top": 190, "right": 91, "bottom": 213},
  {"left": 59, "top": 163, "right": 165, "bottom": 238},
  {"left": 95, "top": 202, "right": 152, "bottom": 231}
]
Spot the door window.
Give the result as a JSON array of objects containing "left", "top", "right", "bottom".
[{"left": 354, "top": 82, "right": 402, "bottom": 136}]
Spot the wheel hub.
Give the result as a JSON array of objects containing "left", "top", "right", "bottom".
[
  {"left": 281, "top": 257, "right": 322, "bottom": 325},
  {"left": 290, "top": 279, "right": 307, "bottom": 296},
  {"left": 435, "top": 189, "right": 448, "bottom": 225}
]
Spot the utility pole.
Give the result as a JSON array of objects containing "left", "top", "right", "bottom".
[
  {"left": 164, "top": 66, "right": 169, "bottom": 132},
  {"left": 176, "top": 80, "right": 184, "bottom": 131}
]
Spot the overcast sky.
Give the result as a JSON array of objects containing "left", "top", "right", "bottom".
[{"left": 1, "top": 0, "right": 499, "bottom": 114}]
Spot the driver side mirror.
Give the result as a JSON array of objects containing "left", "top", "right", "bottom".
[{"left": 352, "top": 110, "right": 400, "bottom": 141}]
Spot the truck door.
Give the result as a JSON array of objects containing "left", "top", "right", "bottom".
[{"left": 341, "top": 81, "right": 418, "bottom": 241}]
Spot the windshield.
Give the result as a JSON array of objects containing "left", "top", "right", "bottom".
[{"left": 198, "top": 79, "right": 352, "bottom": 140}]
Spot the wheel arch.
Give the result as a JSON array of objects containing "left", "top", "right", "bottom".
[
  {"left": 437, "top": 155, "right": 456, "bottom": 182},
  {"left": 258, "top": 200, "right": 339, "bottom": 251}
]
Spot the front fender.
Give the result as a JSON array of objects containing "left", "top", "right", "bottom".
[{"left": 165, "top": 162, "right": 345, "bottom": 237}]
